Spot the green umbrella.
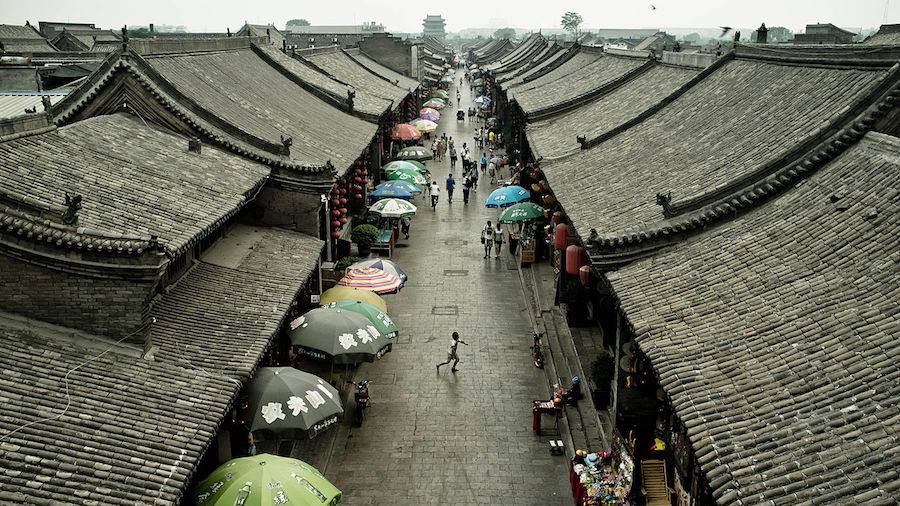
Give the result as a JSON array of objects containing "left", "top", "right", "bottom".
[
  {"left": 497, "top": 202, "right": 545, "bottom": 223},
  {"left": 387, "top": 169, "right": 427, "bottom": 185},
  {"left": 246, "top": 367, "right": 343, "bottom": 440},
  {"left": 191, "top": 454, "right": 341, "bottom": 506},
  {"left": 288, "top": 307, "right": 391, "bottom": 364},
  {"left": 433, "top": 89, "right": 449, "bottom": 99},
  {"left": 382, "top": 160, "right": 428, "bottom": 174},
  {"left": 323, "top": 300, "right": 398, "bottom": 339}
]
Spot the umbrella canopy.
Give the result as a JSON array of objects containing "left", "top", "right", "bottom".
[
  {"left": 473, "top": 96, "right": 491, "bottom": 104},
  {"left": 473, "top": 78, "right": 484, "bottom": 86},
  {"left": 191, "top": 454, "right": 341, "bottom": 506},
  {"left": 320, "top": 286, "right": 387, "bottom": 312},
  {"left": 288, "top": 307, "right": 390, "bottom": 363},
  {"left": 382, "top": 160, "right": 428, "bottom": 174},
  {"left": 440, "top": 77, "right": 453, "bottom": 83},
  {"left": 420, "top": 107, "right": 439, "bottom": 116},
  {"left": 323, "top": 300, "right": 398, "bottom": 339},
  {"left": 423, "top": 100, "right": 445, "bottom": 110},
  {"left": 490, "top": 157, "right": 504, "bottom": 165},
  {"left": 396, "top": 145, "right": 432, "bottom": 161},
  {"left": 412, "top": 119, "right": 438, "bottom": 133},
  {"left": 420, "top": 111, "right": 440, "bottom": 122},
  {"left": 347, "top": 258, "right": 408, "bottom": 283},
  {"left": 386, "top": 169, "right": 428, "bottom": 185},
  {"left": 433, "top": 89, "right": 449, "bottom": 99},
  {"left": 485, "top": 185, "right": 530, "bottom": 208},
  {"left": 369, "top": 186, "right": 414, "bottom": 200},
  {"left": 391, "top": 123, "right": 421, "bottom": 141},
  {"left": 338, "top": 266, "right": 403, "bottom": 293},
  {"left": 375, "top": 180, "right": 422, "bottom": 194},
  {"left": 368, "top": 198, "right": 417, "bottom": 219},
  {"left": 246, "top": 367, "right": 342, "bottom": 440},
  {"left": 469, "top": 64, "right": 478, "bottom": 69},
  {"left": 498, "top": 202, "right": 545, "bottom": 224}
]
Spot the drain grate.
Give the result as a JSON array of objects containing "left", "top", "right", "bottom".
[
  {"left": 443, "top": 269, "right": 469, "bottom": 276},
  {"left": 432, "top": 305, "right": 459, "bottom": 315}
]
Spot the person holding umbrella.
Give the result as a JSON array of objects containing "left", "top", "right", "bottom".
[{"left": 436, "top": 331, "right": 468, "bottom": 373}]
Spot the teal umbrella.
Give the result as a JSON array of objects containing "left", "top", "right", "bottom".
[
  {"left": 323, "top": 300, "right": 398, "bottom": 339},
  {"left": 497, "top": 202, "right": 545, "bottom": 223},
  {"left": 191, "top": 454, "right": 341, "bottom": 506}
]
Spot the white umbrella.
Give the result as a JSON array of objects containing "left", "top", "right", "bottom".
[{"left": 369, "top": 198, "right": 417, "bottom": 218}]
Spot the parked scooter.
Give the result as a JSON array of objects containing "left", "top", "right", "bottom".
[
  {"left": 530, "top": 331, "right": 545, "bottom": 368},
  {"left": 351, "top": 380, "right": 371, "bottom": 426}
]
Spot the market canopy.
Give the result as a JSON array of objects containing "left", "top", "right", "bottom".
[
  {"left": 498, "top": 202, "right": 545, "bottom": 223},
  {"left": 288, "top": 307, "right": 390, "bottom": 363},
  {"left": 485, "top": 186, "right": 530, "bottom": 208},
  {"left": 246, "top": 367, "right": 343, "bottom": 440},
  {"left": 319, "top": 285, "right": 387, "bottom": 312}
]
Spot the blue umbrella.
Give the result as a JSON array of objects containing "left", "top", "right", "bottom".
[
  {"left": 369, "top": 186, "right": 415, "bottom": 200},
  {"left": 473, "top": 96, "right": 491, "bottom": 104},
  {"left": 376, "top": 181, "right": 422, "bottom": 194},
  {"left": 485, "top": 186, "right": 530, "bottom": 208}
]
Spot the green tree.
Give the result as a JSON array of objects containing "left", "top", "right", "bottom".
[
  {"left": 767, "top": 26, "right": 793, "bottom": 42},
  {"left": 286, "top": 19, "right": 310, "bottom": 27},
  {"left": 493, "top": 27, "right": 515, "bottom": 39},
  {"left": 561, "top": 12, "right": 583, "bottom": 36}
]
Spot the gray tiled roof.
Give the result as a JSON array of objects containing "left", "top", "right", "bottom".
[
  {"left": 0, "top": 113, "right": 269, "bottom": 255},
  {"left": 494, "top": 44, "right": 556, "bottom": 83},
  {"left": 151, "top": 226, "right": 323, "bottom": 382},
  {"left": 507, "top": 49, "right": 603, "bottom": 101},
  {"left": 483, "top": 34, "right": 545, "bottom": 73},
  {"left": 511, "top": 54, "right": 648, "bottom": 116},
  {"left": 545, "top": 58, "right": 889, "bottom": 241},
  {"left": 606, "top": 131, "right": 900, "bottom": 504},
  {"left": 0, "top": 324, "right": 239, "bottom": 504},
  {"left": 301, "top": 48, "right": 409, "bottom": 109},
  {"left": 348, "top": 49, "right": 419, "bottom": 92},
  {"left": 255, "top": 45, "right": 388, "bottom": 120},
  {"left": 527, "top": 63, "right": 700, "bottom": 159},
  {"left": 142, "top": 47, "right": 377, "bottom": 169},
  {"left": 500, "top": 45, "right": 570, "bottom": 88}
]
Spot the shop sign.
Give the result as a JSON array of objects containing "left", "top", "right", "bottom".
[{"left": 310, "top": 414, "right": 339, "bottom": 436}]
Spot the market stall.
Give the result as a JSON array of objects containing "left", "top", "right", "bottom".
[{"left": 570, "top": 429, "right": 635, "bottom": 505}]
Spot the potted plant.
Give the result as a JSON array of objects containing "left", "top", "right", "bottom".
[
  {"left": 350, "top": 224, "right": 379, "bottom": 256},
  {"left": 335, "top": 256, "right": 361, "bottom": 272}
]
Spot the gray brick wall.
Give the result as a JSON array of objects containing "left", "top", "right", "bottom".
[
  {"left": 250, "top": 186, "right": 322, "bottom": 236},
  {"left": 359, "top": 35, "right": 414, "bottom": 78},
  {"left": 0, "top": 254, "right": 154, "bottom": 344}
]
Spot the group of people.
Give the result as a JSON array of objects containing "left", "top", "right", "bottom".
[{"left": 480, "top": 220, "right": 505, "bottom": 259}]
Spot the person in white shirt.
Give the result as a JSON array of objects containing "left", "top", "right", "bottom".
[
  {"left": 436, "top": 332, "right": 468, "bottom": 372},
  {"left": 481, "top": 220, "right": 494, "bottom": 258},
  {"left": 493, "top": 223, "right": 504, "bottom": 258},
  {"left": 430, "top": 181, "right": 440, "bottom": 211}
]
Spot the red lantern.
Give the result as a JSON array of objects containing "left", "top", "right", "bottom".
[
  {"left": 339, "top": 208, "right": 347, "bottom": 215},
  {"left": 579, "top": 265, "right": 593, "bottom": 287},
  {"left": 331, "top": 220, "right": 341, "bottom": 228},
  {"left": 353, "top": 185, "right": 362, "bottom": 192},
  {"left": 354, "top": 176, "right": 362, "bottom": 183},
  {"left": 331, "top": 231, "right": 341, "bottom": 239},
  {"left": 340, "top": 188, "right": 347, "bottom": 194},
  {"left": 331, "top": 209, "right": 341, "bottom": 217},
  {"left": 330, "top": 199, "right": 340, "bottom": 207},
  {"left": 354, "top": 194, "right": 363, "bottom": 199},
  {"left": 551, "top": 211, "right": 565, "bottom": 225},
  {"left": 555, "top": 224, "right": 570, "bottom": 250},
  {"left": 566, "top": 245, "right": 589, "bottom": 275},
  {"left": 362, "top": 170, "right": 368, "bottom": 176},
  {"left": 339, "top": 217, "right": 348, "bottom": 225},
  {"left": 340, "top": 178, "right": 347, "bottom": 184},
  {"left": 339, "top": 198, "right": 348, "bottom": 205}
]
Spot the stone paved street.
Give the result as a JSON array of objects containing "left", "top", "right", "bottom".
[{"left": 290, "top": 73, "right": 574, "bottom": 505}]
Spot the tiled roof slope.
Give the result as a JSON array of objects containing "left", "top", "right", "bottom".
[
  {"left": 500, "top": 45, "right": 570, "bottom": 88},
  {"left": 546, "top": 58, "right": 889, "bottom": 240},
  {"left": 506, "top": 49, "right": 604, "bottom": 100},
  {"left": 142, "top": 47, "right": 376, "bottom": 168},
  {"left": 301, "top": 48, "right": 409, "bottom": 108},
  {"left": 151, "top": 227, "right": 323, "bottom": 381},
  {"left": 528, "top": 63, "right": 700, "bottom": 159},
  {"left": 0, "top": 325, "right": 239, "bottom": 504},
  {"left": 512, "top": 54, "right": 648, "bottom": 116},
  {"left": 484, "top": 34, "right": 545, "bottom": 73},
  {"left": 0, "top": 24, "right": 56, "bottom": 53},
  {"left": 254, "top": 45, "right": 388, "bottom": 120},
  {"left": 606, "top": 131, "right": 900, "bottom": 505},
  {"left": 0, "top": 113, "right": 269, "bottom": 255},
  {"left": 348, "top": 49, "right": 419, "bottom": 92},
  {"left": 494, "top": 44, "right": 556, "bottom": 83},
  {"left": 864, "top": 24, "right": 900, "bottom": 45}
]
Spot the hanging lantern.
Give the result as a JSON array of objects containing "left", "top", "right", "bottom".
[
  {"left": 331, "top": 231, "right": 341, "bottom": 239},
  {"left": 340, "top": 178, "right": 347, "bottom": 184},
  {"left": 551, "top": 211, "right": 565, "bottom": 224},
  {"left": 539, "top": 181, "right": 550, "bottom": 192},
  {"left": 566, "top": 245, "right": 589, "bottom": 275},
  {"left": 362, "top": 179, "right": 368, "bottom": 185},
  {"left": 531, "top": 183, "right": 541, "bottom": 192},
  {"left": 339, "top": 198, "right": 348, "bottom": 205},
  {"left": 339, "top": 207, "right": 348, "bottom": 215},
  {"left": 533, "top": 168, "right": 543, "bottom": 180},
  {"left": 330, "top": 199, "right": 340, "bottom": 208},
  {"left": 340, "top": 188, "right": 347, "bottom": 195},
  {"left": 542, "top": 195, "right": 556, "bottom": 204},
  {"left": 331, "top": 220, "right": 341, "bottom": 229},
  {"left": 354, "top": 176, "right": 362, "bottom": 183},
  {"left": 579, "top": 265, "right": 593, "bottom": 287},
  {"left": 354, "top": 193, "right": 363, "bottom": 199},
  {"left": 362, "top": 170, "right": 368, "bottom": 176},
  {"left": 555, "top": 224, "right": 570, "bottom": 251},
  {"left": 339, "top": 217, "right": 348, "bottom": 225},
  {"left": 330, "top": 209, "right": 341, "bottom": 217}
]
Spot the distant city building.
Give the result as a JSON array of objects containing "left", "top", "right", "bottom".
[
  {"left": 422, "top": 15, "right": 446, "bottom": 40},
  {"left": 284, "top": 23, "right": 385, "bottom": 49},
  {"left": 793, "top": 23, "right": 855, "bottom": 44}
]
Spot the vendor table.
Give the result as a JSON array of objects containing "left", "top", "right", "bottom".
[{"left": 532, "top": 399, "right": 561, "bottom": 435}]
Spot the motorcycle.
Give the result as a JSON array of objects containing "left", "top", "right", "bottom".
[
  {"left": 351, "top": 380, "right": 371, "bottom": 426},
  {"left": 530, "top": 331, "right": 545, "bottom": 368}
]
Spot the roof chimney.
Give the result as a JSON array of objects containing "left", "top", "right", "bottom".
[
  {"left": 756, "top": 23, "right": 768, "bottom": 44},
  {"left": 188, "top": 137, "right": 202, "bottom": 154},
  {"left": 149, "top": 23, "right": 154, "bottom": 34}
]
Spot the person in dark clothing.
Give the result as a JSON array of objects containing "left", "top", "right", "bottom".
[{"left": 446, "top": 174, "right": 456, "bottom": 204}]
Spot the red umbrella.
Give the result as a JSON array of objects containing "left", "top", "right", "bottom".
[
  {"left": 338, "top": 267, "right": 402, "bottom": 294},
  {"left": 391, "top": 124, "right": 421, "bottom": 141}
]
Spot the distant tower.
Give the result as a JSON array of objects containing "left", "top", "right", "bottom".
[{"left": 423, "top": 14, "right": 447, "bottom": 40}]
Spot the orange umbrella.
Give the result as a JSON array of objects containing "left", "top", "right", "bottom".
[{"left": 391, "top": 124, "right": 421, "bottom": 141}]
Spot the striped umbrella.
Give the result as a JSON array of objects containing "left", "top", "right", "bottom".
[
  {"left": 369, "top": 198, "right": 417, "bottom": 218},
  {"left": 338, "top": 267, "right": 402, "bottom": 294},
  {"left": 348, "top": 258, "right": 408, "bottom": 283}
]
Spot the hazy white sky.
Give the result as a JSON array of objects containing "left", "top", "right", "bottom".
[{"left": 2, "top": 0, "right": 894, "bottom": 34}]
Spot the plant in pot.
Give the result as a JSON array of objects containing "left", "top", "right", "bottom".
[
  {"left": 335, "top": 256, "right": 361, "bottom": 272},
  {"left": 589, "top": 351, "right": 615, "bottom": 407},
  {"left": 351, "top": 224, "right": 379, "bottom": 256}
]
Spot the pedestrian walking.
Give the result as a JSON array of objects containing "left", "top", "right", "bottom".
[
  {"left": 436, "top": 331, "right": 468, "bottom": 372},
  {"left": 449, "top": 146, "right": 458, "bottom": 169},
  {"left": 456, "top": 90, "right": 461, "bottom": 107},
  {"left": 446, "top": 173, "right": 455, "bottom": 204},
  {"left": 430, "top": 181, "right": 440, "bottom": 211},
  {"left": 469, "top": 163, "right": 479, "bottom": 190},
  {"left": 488, "top": 130, "right": 495, "bottom": 149},
  {"left": 481, "top": 220, "right": 494, "bottom": 258},
  {"left": 431, "top": 139, "right": 437, "bottom": 160},
  {"left": 480, "top": 153, "right": 487, "bottom": 174},
  {"left": 493, "top": 223, "right": 504, "bottom": 258},
  {"left": 488, "top": 160, "right": 496, "bottom": 185},
  {"left": 462, "top": 174, "right": 472, "bottom": 204},
  {"left": 436, "top": 140, "right": 445, "bottom": 162}
]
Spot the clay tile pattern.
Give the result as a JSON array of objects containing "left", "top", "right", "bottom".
[
  {"left": 494, "top": 44, "right": 556, "bottom": 83},
  {"left": 0, "top": 326, "right": 239, "bottom": 504},
  {"left": 0, "top": 24, "right": 56, "bottom": 52},
  {"left": 511, "top": 55, "right": 647, "bottom": 116},
  {"left": 545, "top": 58, "right": 888, "bottom": 240},
  {"left": 142, "top": 47, "right": 376, "bottom": 168},
  {"left": 151, "top": 228, "right": 323, "bottom": 382},
  {"left": 528, "top": 64, "right": 700, "bottom": 159},
  {"left": 347, "top": 50, "right": 419, "bottom": 92},
  {"left": 255, "top": 45, "right": 391, "bottom": 119},
  {"left": 301, "top": 48, "right": 409, "bottom": 107},
  {"left": 500, "top": 46, "right": 570, "bottom": 89},
  {"left": 0, "top": 113, "right": 269, "bottom": 255},
  {"left": 606, "top": 132, "right": 900, "bottom": 504},
  {"left": 507, "top": 50, "right": 604, "bottom": 102}
]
